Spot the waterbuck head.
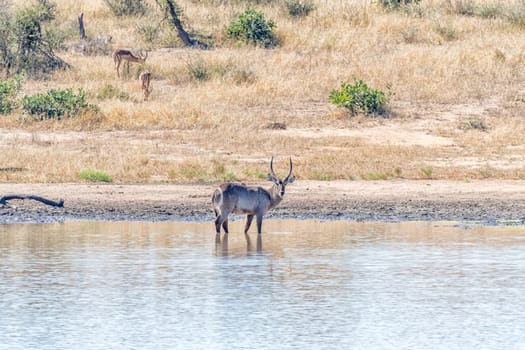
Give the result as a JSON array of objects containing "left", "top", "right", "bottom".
[{"left": 268, "top": 157, "right": 295, "bottom": 198}]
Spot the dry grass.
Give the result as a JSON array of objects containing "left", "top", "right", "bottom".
[{"left": 1, "top": 0, "right": 525, "bottom": 183}]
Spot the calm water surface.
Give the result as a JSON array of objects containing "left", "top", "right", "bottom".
[{"left": 1, "top": 220, "right": 524, "bottom": 350}]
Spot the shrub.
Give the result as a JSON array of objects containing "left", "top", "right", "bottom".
[
  {"left": 96, "top": 83, "right": 130, "bottom": 101},
  {"left": 22, "top": 88, "right": 94, "bottom": 120},
  {"left": 168, "top": 161, "right": 209, "bottom": 181},
  {"left": 0, "top": 75, "right": 23, "bottom": 114},
  {"left": 330, "top": 80, "right": 389, "bottom": 116},
  {"left": 79, "top": 169, "right": 113, "bottom": 182},
  {"left": 186, "top": 57, "right": 210, "bottom": 81},
  {"left": 284, "top": 0, "right": 315, "bottom": 17},
  {"left": 419, "top": 166, "right": 433, "bottom": 179},
  {"left": 136, "top": 23, "right": 160, "bottom": 44},
  {"left": 227, "top": 7, "right": 278, "bottom": 48},
  {"left": 103, "top": 0, "right": 148, "bottom": 17},
  {"left": 459, "top": 118, "right": 487, "bottom": 131},
  {"left": 380, "top": 0, "right": 421, "bottom": 9}
]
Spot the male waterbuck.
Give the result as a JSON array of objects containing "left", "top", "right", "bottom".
[{"left": 212, "top": 157, "right": 295, "bottom": 235}]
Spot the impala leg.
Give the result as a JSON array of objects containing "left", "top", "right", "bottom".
[
  {"left": 244, "top": 214, "right": 254, "bottom": 234},
  {"left": 256, "top": 214, "right": 264, "bottom": 234}
]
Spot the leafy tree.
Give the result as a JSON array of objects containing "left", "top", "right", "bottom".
[
  {"left": 0, "top": 0, "right": 68, "bottom": 78},
  {"left": 0, "top": 0, "right": 16, "bottom": 76}
]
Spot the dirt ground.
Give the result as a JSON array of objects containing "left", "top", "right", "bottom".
[{"left": 1, "top": 180, "right": 525, "bottom": 226}]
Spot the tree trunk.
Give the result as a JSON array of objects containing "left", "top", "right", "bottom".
[
  {"left": 160, "top": 0, "right": 193, "bottom": 46},
  {"left": 78, "top": 13, "right": 86, "bottom": 40}
]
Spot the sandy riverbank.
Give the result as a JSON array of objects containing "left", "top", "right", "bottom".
[{"left": 1, "top": 180, "right": 525, "bottom": 226}]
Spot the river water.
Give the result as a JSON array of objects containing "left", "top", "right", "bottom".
[{"left": 1, "top": 220, "right": 524, "bottom": 350}]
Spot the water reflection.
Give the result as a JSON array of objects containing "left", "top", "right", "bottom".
[
  {"left": 1, "top": 220, "right": 524, "bottom": 350},
  {"left": 215, "top": 233, "right": 263, "bottom": 257}
]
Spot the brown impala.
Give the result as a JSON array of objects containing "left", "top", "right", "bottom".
[
  {"left": 212, "top": 157, "right": 295, "bottom": 235},
  {"left": 139, "top": 70, "right": 152, "bottom": 101},
  {"left": 112, "top": 49, "right": 148, "bottom": 77}
]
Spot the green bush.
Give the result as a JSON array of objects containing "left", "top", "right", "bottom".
[
  {"left": 0, "top": 75, "right": 23, "bottom": 114},
  {"left": 22, "top": 88, "right": 93, "bottom": 120},
  {"left": 330, "top": 80, "right": 389, "bottom": 116},
  {"left": 103, "top": 0, "right": 148, "bottom": 17},
  {"left": 227, "top": 7, "right": 278, "bottom": 48},
  {"left": 285, "top": 0, "right": 315, "bottom": 17}
]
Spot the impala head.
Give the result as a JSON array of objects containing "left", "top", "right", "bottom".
[
  {"left": 137, "top": 50, "right": 148, "bottom": 63},
  {"left": 268, "top": 157, "right": 295, "bottom": 197}
]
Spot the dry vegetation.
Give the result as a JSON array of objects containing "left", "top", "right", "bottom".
[{"left": 1, "top": 0, "right": 525, "bottom": 183}]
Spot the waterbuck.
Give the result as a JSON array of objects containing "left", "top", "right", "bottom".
[{"left": 212, "top": 157, "right": 295, "bottom": 234}]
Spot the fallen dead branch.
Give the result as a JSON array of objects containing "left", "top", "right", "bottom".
[{"left": 0, "top": 195, "right": 64, "bottom": 207}]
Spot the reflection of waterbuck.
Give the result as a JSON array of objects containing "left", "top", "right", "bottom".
[
  {"left": 212, "top": 158, "right": 295, "bottom": 234},
  {"left": 112, "top": 48, "right": 148, "bottom": 77}
]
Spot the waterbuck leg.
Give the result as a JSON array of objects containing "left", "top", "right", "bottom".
[
  {"left": 222, "top": 220, "right": 229, "bottom": 234},
  {"left": 257, "top": 234, "right": 262, "bottom": 252},
  {"left": 244, "top": 214, "right": 254, "bottom": 234},
  {"left": 256, "top": 214, "right": 264, "bottom": 234},
  {"left": 215, "top": 216, "right": 223, "bottom": 234}
]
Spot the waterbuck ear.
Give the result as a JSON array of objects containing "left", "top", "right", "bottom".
[
  {"left": 286, "top": 176, "right": 295, "bottom": 184},
  {"left": 267, "top": 173, "right": 278, "bottom": 182}
]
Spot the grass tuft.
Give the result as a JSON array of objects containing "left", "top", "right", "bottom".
[{"left": 79, "top": 170, "right": 113, "bottom": 183}]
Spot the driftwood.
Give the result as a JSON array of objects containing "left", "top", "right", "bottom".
[{"left": 0, "top": 195, "right": 64, "bottom": 207}]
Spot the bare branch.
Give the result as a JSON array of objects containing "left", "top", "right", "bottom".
[{"left": 0, "top": 194, "right": 64, "bottom": 207}]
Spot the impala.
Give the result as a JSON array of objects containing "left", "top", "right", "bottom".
[
  {"left": 139, "top": 70, "right": 152, "bottom": 101},
  {"left": 212, "top": 157, "right": 295, "bottom": 235},
  {"left": 112, "top": 48, "right": 148, "bottom": 77}
]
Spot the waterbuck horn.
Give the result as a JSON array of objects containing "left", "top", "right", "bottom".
[
  {"left": 284, "top": 157, "right": 293, "bottom": 182},
  {"left": 269, "top": 156, "right": 277, "bottom": 178}
]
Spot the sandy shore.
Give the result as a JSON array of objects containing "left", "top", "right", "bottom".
[{"left": 1, "top": 180, "right": 525, "bottom": 226}]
